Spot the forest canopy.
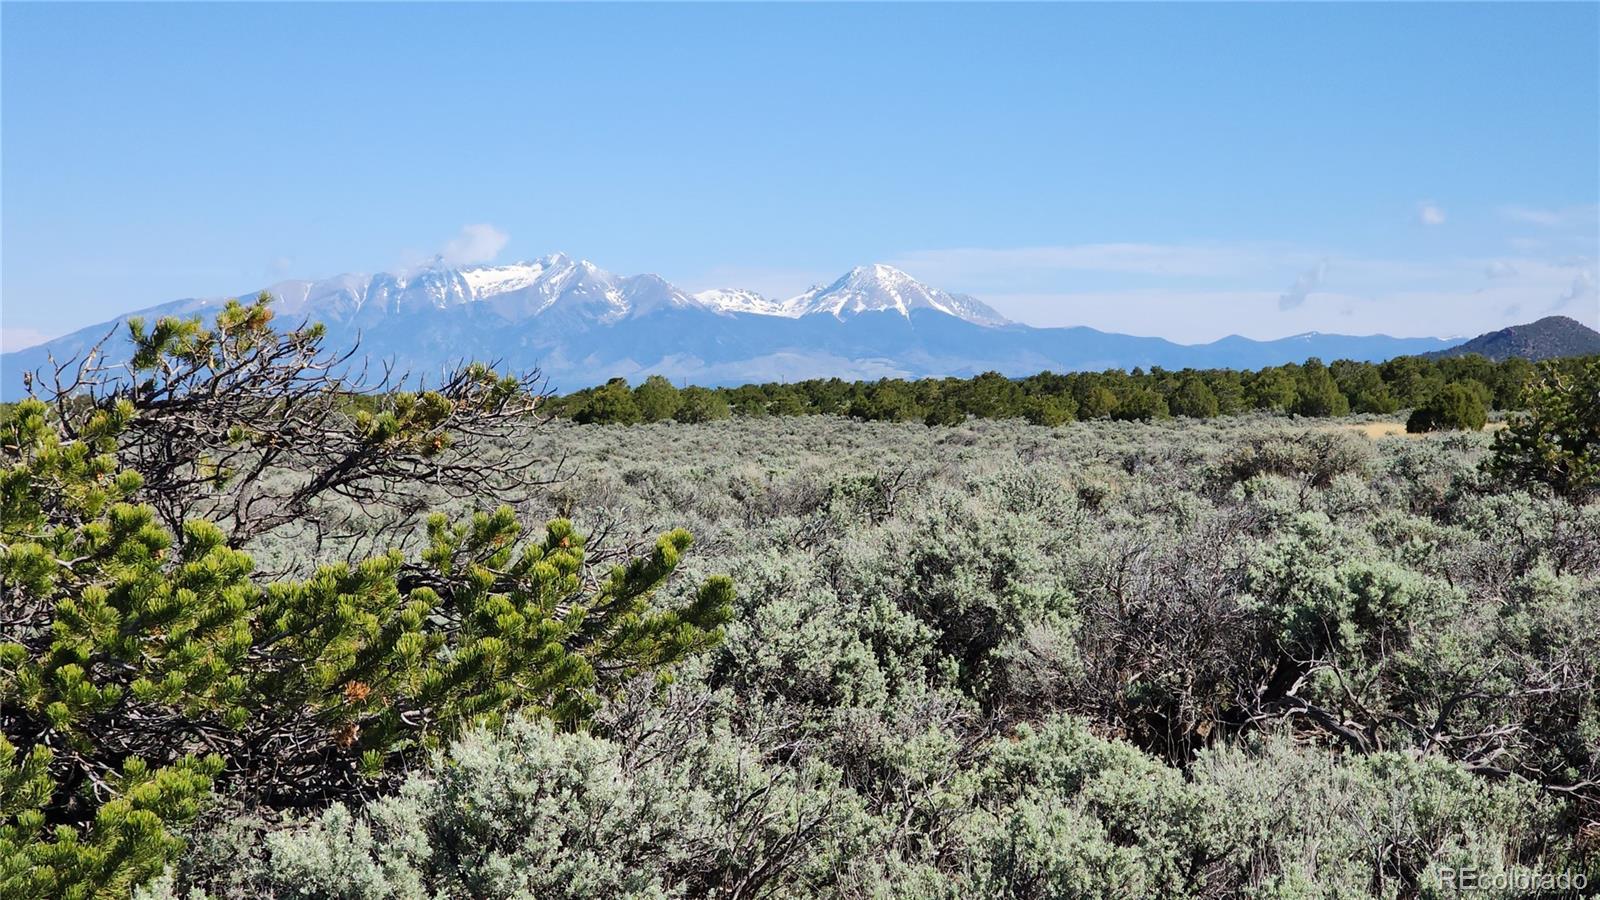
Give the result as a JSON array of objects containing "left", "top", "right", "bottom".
[{"left": 551, "top": 352, "right": 1589, "bottom": 429}]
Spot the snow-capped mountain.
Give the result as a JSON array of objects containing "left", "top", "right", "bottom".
[
  {"left": 260, "top": 253, "right": 704, "bottom": 327},
  {"left": 0, "top": 254, "right": 1463, "bottom": 399},
  {"left": 231, "top": 257, "right": 1010, "bottom": 329},
  {"left": 689, "top": 264, "right": 1011, "bottom": 326},
  {"left": 784, "top": 264, "right": 1010, "bottom": 326}
]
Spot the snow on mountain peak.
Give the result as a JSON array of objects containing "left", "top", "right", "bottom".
[
  {"left": 249, "top": 255, "right": 1009, "bottom": 328},
  {"left": 693, "top": 288, "right": 791, "bottom": 317},
  {"left": 783, "top": 263, "right": 1010, "bottom": 326}
]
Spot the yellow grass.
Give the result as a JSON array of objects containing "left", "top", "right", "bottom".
[{"left": 1329, "top": 420, "right": 1506, "bottom": 439}]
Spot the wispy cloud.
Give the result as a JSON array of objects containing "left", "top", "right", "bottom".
[
  {"left": 1553, "top": 268, "right": 1597, "bottom": 312},
  {"left": 886, "top": 240, "right": 1598, "bottom": 341},
  {"left": 888, "top": 242, "right": 1291, "bottom": 281},
  {"left": 264, "top": 256, "right": 295, "bottom": 279},
  {"left": 439, "top": 224, "right": 510, "bottom": 266},
  {"left": 1, "top": 326, "right": 54, "bottom": 353},
  {"left": 1417, "top": 201, "right": 1447, "bottom": 226},
  {"left": 1501, "top": 204, "right": 1600, "bottom": 228},
  {"left": 1278, "top": 260, "right": 1327, "bottom": 311}
]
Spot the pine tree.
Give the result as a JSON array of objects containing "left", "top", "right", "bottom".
[
  {"left": 1486, "top": 357, "right": 1600, "bottom": 499},
  {"left": 0, "top": 310, "right": 733, "bottom": 898}
]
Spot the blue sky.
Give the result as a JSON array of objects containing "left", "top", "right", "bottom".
[{"left": 3, "top": 2, "right": 1596, "bottom": 348}]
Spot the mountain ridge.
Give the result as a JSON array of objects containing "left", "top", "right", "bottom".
[
  {"left": 1421, "top": 315, "right": 1600, "bottom": 362},
  {"left": 2, "top": 255, "right": 1476, "bottom": 399}
]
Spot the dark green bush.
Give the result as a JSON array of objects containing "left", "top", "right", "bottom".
[{"left": 1407, "top": 381, "right": 1489, "bottom": 432}]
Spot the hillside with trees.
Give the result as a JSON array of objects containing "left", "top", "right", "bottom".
[{"left": 1425, "top": 315, "right": 1600, "bottom": 362}]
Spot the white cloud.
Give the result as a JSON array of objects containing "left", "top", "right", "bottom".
[
  {"left": 1484, "top": 260, "right": 1519, "bottom": 279},
  {"left": 1501, "top": 205, "right": 1600, "bottom": 228},
  {"left": 1417, "top": 201, "right": 1446, "bottom": 226},
  {"left": 439, "top": 224, "right": 510, "bottom": 266},
  {"left": 1, "top": 326, "right": 53, "bottom": 353}
]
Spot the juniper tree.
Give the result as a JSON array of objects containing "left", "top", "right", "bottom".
[
  {"left": 0, "top": 304, "right": 734, "bottom": 898},
  {"left": 672, "top": 386, "right": 730, "bottom": 423},
  {"left": 632, "top": 375, "right": 681, "bottom": 423},
  {"left": 1166, "top": 377, "right": 1220, "bottom": 419},
  {"left": 573, "top": 378, "right": 642, "bottom": 425},
  {"left": 1406, "top": 381, "right": 1488, "bottom": 433}
]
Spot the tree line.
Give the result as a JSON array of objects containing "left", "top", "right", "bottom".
[{"left": 554, "top": 353, "right": 1593, "bottom": 432}]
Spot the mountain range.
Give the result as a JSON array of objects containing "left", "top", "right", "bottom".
[{"left": 0, "top": 254, "right": 1506, "bottom": 399}]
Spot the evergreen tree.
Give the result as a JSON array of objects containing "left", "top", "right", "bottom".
[
  {"left": 1490, "top": 357, "right": 1535, "bottom": 409},
  {"left": 1077, "top": 386, "right": 1120, "bottom": 420},
  {"left": 766, "top": 387, "right": 810, "bottom": 417},
  {"left": 1113, "top": 388, "right": 1168, "bottom": 421},
  {"left": 575, "top": 379, "right": 643, "bottom": 425},
  {"left": 1292, "top": 360, "right": 1350, "bottom": 417},
  {"left": 727, "top": 386, "right": 771, "bottom": 418},
  {"left": 849, "top": 381, "right": 920, "bottom": 422},
  {"left": 1248, "top": 368, "right": 1299, "bottom": 411},
  {"left": 1380, "top": 356, "right": 1444, "bottom": 408},
  {"left": 1406, "top": 382, "right": 1488, "bottom": 432},
  {"left": 633, "top": 375, "right": 682, "bottom": 423},
  {"left": 1021, "top": 395, "right": 1076, "bottom": 427},
  {"left": 952, "top": 372, "right": 1024, "bottom": 419},
  {"left": 674, "top": 387, "right": 731, "bottom": 423},
  {"left": 1167, "top": 377, "right": 1219, "bottom": 419},
  {"left": 923, "top": 401, "right": 965, "bottom": 427},
  {"left": 1332, "top": 362, "right": 1398, "bottom": 414},
  {"left": 1206, "top": 371, "right": 1248, "bottom": 415},
  {"left": 0, "top": 317, "right": 733, "bottom": 897},
  {"left": 1486, "top": 358, "right": 1600, "bottom": 499}
]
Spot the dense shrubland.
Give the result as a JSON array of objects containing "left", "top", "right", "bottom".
[
  {"left": 183, "top": 391, "right": 1598, "bottom": 896},
  {"left": 552, "top": 354, "right": 1595, "bottom": 430},
  {"left": 4, "top": 303, "right": 1598, "bottom": 898}
]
